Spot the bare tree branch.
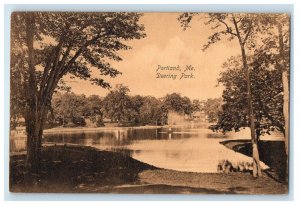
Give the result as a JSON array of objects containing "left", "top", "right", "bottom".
[
  {"left": 217, "top": 18, "right": 238, "bottom": 37},
  {"left": 243, "top": 27, "right": 252, "bottom": 45}
]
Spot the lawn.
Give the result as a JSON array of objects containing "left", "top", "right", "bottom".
[{"left": 10, "top": 145, "right": 287, "bottom": 194}]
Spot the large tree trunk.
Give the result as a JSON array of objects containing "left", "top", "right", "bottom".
[
  {"left": 24, "top": 12, "right": 43, "bottom": 175},
  {"left": 18, "top": 13, "right": 70, "bottom": 176},
  {"left": 232, "top": 14, "right": 262, "bottom": 177},
  {"left": 25, "top": 95, "right": 49, "bottom": 174},
  {"left": 232, "top": 15, "right": 262, "bottom": 177},
  {"left": 25, "top": 94, "right": 51, "bottom": 175},
  {"left": 282, "top": 70, "right": 289, "bottom": 181},
  {"left": 240, "top": 46, "right": 262, "bottom": 177},
  {"left": 25, "top": 112, "right": 44, "bottom": 174},
  {"left": 278, "top": 22, "right": 289, "bottom": 182}
]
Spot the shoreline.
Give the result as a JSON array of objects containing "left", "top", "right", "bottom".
[
  {"left": 44, "top": 125, "right": 164, "bottom": 134},
  {"left": 43, "top": 123, "right": 211, "bottom": 134}
]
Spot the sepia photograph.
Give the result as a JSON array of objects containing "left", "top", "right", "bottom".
[{"left": 9, "top": 11, "right": 290, "bottom": 194}]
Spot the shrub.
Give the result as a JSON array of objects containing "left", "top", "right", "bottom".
[{"left": 217, "top": 159, "right": 253, "bottom": 173}]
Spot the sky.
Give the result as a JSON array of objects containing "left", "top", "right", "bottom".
[{"left": 65, "top": 13, "right": 241, "bottom": 100}]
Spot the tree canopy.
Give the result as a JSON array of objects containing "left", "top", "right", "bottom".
[
  {"left": 216, "top": 55, "right": 284, "bottom": 138},
  {"left": 11, "top": 12, "right": 145, "bottom": 109},
  {"left": 203, "top": 98, "right": 222, "bottom": 123},
  {"left": 10, "top": 12, "right": 146, "bottom": 173}
]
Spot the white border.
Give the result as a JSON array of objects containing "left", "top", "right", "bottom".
[{"left": 1, "top": 0, "right": 299, "bottom": 204}]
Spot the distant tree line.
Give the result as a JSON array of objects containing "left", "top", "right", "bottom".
[{"left": 46, "top": 84, "right": 220, "bottom": 128}]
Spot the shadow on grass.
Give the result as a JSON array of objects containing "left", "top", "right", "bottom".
[{"left": 10, "top": 145, "right": 157, "bottom": 193}]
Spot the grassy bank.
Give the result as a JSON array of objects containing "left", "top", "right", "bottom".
[
  {"left": 10, "top": 145, "right": 287, "bottom": 194},
  {"left": 220, "top": 140, "right": 287, "bottom": 182},
  {"left": 10, "top": 145, "right": 156, "bottom": 193}
]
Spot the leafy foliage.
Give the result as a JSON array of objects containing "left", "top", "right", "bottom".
[
  {"left": 178, "top": 13, "right": 290, "bottom": 176},
  {"left": 49, "top": 88, "right": 205, "bottom": 127},
  {"left": 11, "top": 12, "right": 146, "bottom": 121},
  {"left": 163, "top": 93, "right": 194, "bottom": 116},
  {"left": 216, "top": 55, "right": 284, "bottom": 137},
  {"left": 101, "top": 84, "right": 134, "bottom": 123},
  {"left": 51, "top": 92, "right": 87, "bottom": 126},
  {"left": 101, "top": 85, "right": 168, "bottom": 125},
  {"left": 137, "top": 96, "right": 168, "bottom": 125},
  {"left": 203, "top": 98, "right": 222, "bottom": 123},
  {"left": 178, "top": 13, "right": 263, "bottom": 51},
  {"left": 10, "top": 12, "right": 146, "bottom": 171}
]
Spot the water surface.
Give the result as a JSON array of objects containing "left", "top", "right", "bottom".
[{"left": 38, "top": 125, "right": 270, "bottom": 172}]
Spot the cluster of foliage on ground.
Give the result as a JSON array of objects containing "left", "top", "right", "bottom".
[{"left": 217, "top": 159, "right": 253, "bottom": 174}]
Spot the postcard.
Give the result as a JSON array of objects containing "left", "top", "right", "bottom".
[{"left": 9, "top": 12, "right": 290, "bottom": 194}]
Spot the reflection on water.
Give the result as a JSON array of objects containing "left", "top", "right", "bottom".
[{"left": 11, "top": 125, "right": 270, "bottom": 173}]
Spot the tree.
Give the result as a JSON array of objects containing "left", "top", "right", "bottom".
[
  {"left": 277, "top": 17, "right": 290, "bottom": 160},
  {"left": 101, "top": 84, "right": 134, "bottom": 123},
  {"left": 85, "top": 95, "right": 104, "bottom": 127},
  {"left": 130, "top": 95, "right": 145, "bottom": 124},
  {"left": 203, "top": 98, "right": 222, "bottom": 123},
  {"left": 10, "top": 56, "right": 26, "bottom": 129},
  {"left": 179, "top": 13, "right": 264, "bottom": 177},
  {"left": 138, "top": 96, "right": 168, "bottom": 125},
  {"left": 11, "top": 12, "right": 145, "bottom": 173},
  {"left": 254, "top": 14, "right": 290, "bottom": 179},
  {"left": 163, "top": 93, "right": 184, "bottom": 114},
  {"left": 191, "top": 99, "right": 202, "bottom": 114},
  {"left": 84, "top": 95, "right": 102, "bottom": 116},
  {"left": 163, "top": 93, "right": 193, "bottom": 116},
  {"left": 51, "top": 92, "right": 87, "bottom": 127},
  {"left": 182, "top": 96, "right": 193, "bottom": 117},
  {"left": 275, "top": 15, "right": 290, "bottom": 181},
  {"left": 217, "top": 56, "right": 284, "bottom": 136}
]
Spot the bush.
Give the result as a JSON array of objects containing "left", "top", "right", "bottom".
[
  {"left": 217, "top": 159, "right": 253, "bottom": 173},
  {"left": 72, "top": 116, "right": 86, "bottom": 127}
]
